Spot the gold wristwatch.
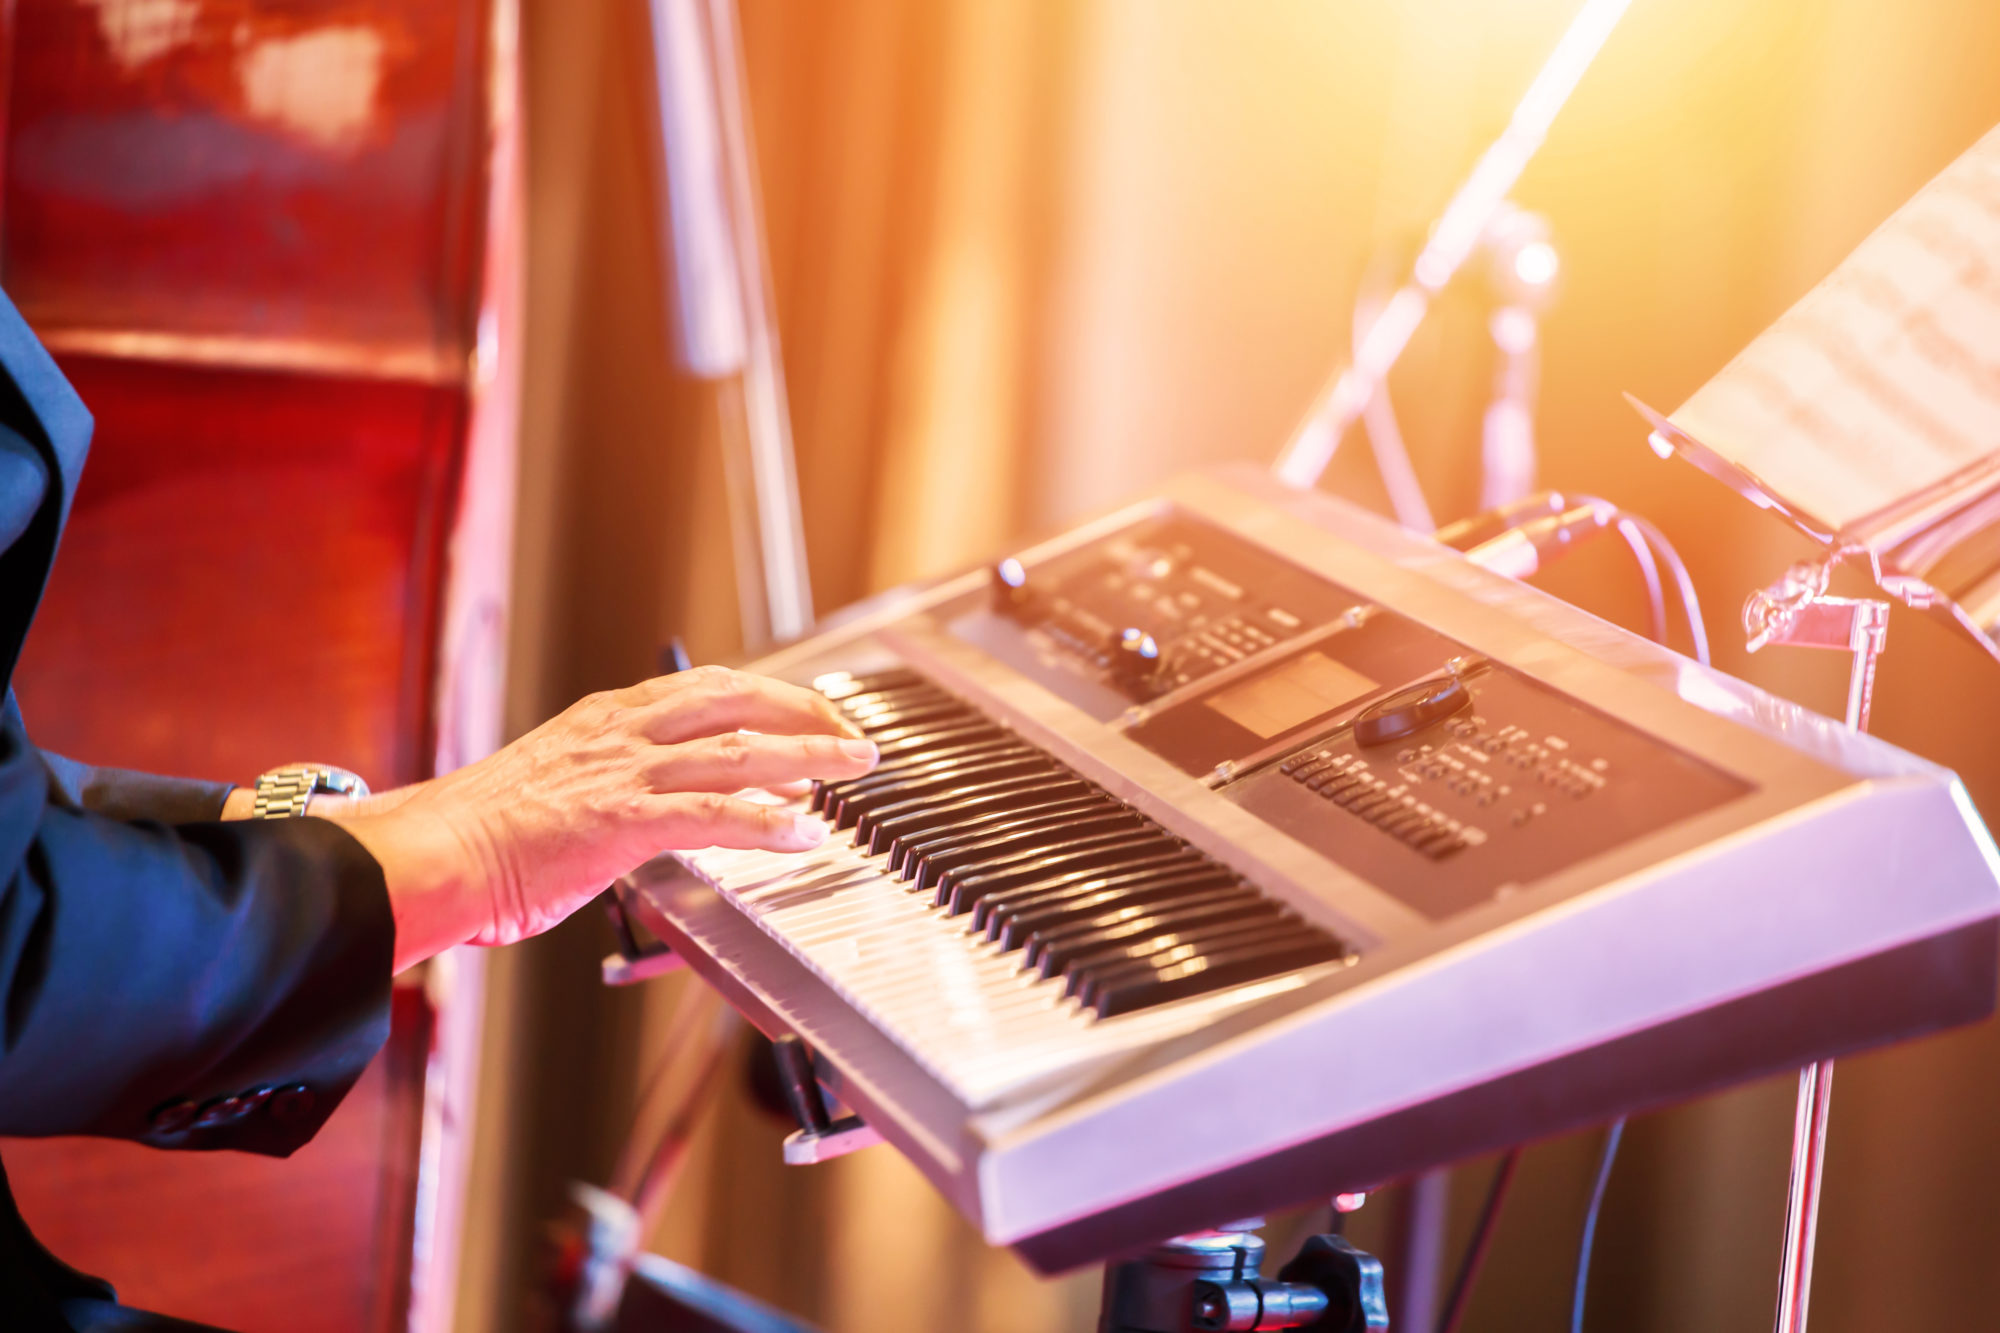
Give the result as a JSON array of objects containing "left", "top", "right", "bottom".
[{"left": 250, "top": 764, "right": 371, "bottom": 819}]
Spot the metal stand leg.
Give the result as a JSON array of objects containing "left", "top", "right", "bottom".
[
  {"left": 1773, "top": 1061, "right": 1834, "bottom": 1333},
  {"left": 1383, "top": 1170, "right": 1450, "bottom": 1333},
  {"left": 1744, "top": 551, "right": 1889, "bottom": 1333}
]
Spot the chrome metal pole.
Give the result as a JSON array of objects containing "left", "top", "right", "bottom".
[
  {"left": 1766, "top": 586, "right": 1885, "bottom": 1333},
  {"left": 1272, "top": 0, "right": 1632, "bottom": 488},
  {"left": 647, "top": 0, "right": 816, "bottom": 647},
  {"left": 1773, "top": 1060, "right": 1835, "bottom": 1333}
]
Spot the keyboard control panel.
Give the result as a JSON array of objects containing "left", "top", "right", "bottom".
[{"left": 953, "top": 508, "right": 1751, "bottom": 920}]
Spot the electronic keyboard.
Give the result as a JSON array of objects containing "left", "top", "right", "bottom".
[{"left": 616, "top": 466, "right": 2000, "bottom": 1272}]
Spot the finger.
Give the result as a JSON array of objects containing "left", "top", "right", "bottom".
[
  {"left": 648, "top": 791, "right": 831, "bottom": 853},
  {"left": 762, "top": 779, "right": 815, "bottom": 799},
  {"left": 630, "top": 667, "right": 862, "bottom": 744},
  {"left": 647, "top": 732, "right": 878, "bottom": 793}
]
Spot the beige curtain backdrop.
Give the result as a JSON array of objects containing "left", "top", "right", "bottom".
[{"left": 458, "top": 2, "right": 2000, "bottom": 1330}]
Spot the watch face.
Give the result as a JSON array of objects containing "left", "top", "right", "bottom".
[{"left": 319, "top": 766, "right": 371, "bottom": 799}]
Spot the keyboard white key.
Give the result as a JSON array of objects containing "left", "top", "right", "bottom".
[{"left": 680, "top": 798, "right": 1330, "bottom": 1107}]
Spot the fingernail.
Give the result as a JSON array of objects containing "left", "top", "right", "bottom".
[
  {"left": 838, "top": 738, "right": 879, "bottom": 764},
  {"left": 789, "top": 815, "right": 828, "bottom": 848}
]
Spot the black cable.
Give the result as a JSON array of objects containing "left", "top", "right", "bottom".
[
  {"left": 1569, "top": 1117, "right": 1626, "bottom": 1333},
  {"left": 1434, "top": 1149, "right": 1520, "bottom": 1333}
]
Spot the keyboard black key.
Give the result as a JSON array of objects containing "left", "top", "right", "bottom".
[
  {"left": 813, "top": 729, "right": 1012, "bottom": 814},
  {"left": 921, "top": 817, "right": 1153, "bottom": 898},
  {"left": 1087, "top": 933, "right": 1349, "bottom": 1018},
  {"left": 840, "top": 733, "right": 1025, "bottom": 782},
  {"left": 991, "top": 867, "right": 1240, "bottom": 950},
  {"left": 894, "top": 796, "right": 1117, "bottom": 880},
  {"left": 968, "top": 849, "right": 1203, "bottom": 934},
  {"left": 846, "top": 697, "right": 974, "bottom": 734},
  {"left": 838, "top": 685, "right": 955, "bottom": 719},
  {"left": 809, "top": 665, "right": 1358, "bottom": 1022},
  {"left": 836, "top": 754, "right": 1052, "bottom": 831},
  {"left": 852, "top": 768, "right": 1072, "bottom": 845},
  {"left": 1066, "top": 914, "right": 1303, "bottom": 1001},
  {"left": 818, "top": 667, "right": 923, "bottom": 699},
  {"left": 870, "top": 720, "right": 1004, "bottom": 756},
  {"left": 865, "top": 778, "right": 1093, "bottom": 855},
  {"left": 820, "top": 738, "right": 1036, "bottom": 818},
  {"left": 1024, "top": 883, "right": 1259, "bottom": 965},
  {"left": 860, "top": 717, "right": 999, "bottom": 751},
  {"left": 1027, "top": 888, "right": 1276, "bottom": 976},
  {"left": 945, "top": 838, "right": 1185, "bottom": 918},
  {"left": 905, "top": 804, "right": 1137, "bottom": 879}
]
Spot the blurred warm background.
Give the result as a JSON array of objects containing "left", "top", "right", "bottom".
[{"left": 9, "top": 0, "right": 2000, "bottom": 1330}]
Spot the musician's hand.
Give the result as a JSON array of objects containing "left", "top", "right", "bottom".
[{"left": 321, "top": 666, "right": 876, "bottom": 971}]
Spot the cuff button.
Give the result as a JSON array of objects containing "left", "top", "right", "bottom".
[
  {"left": 193, "top": 1095, "right": 249, "bottom": 1129},
  {"left": 148, "top": 1098, "right": 200, "bottom": 1134},
  {"left": 268, "top": 1084, "right": 317, "bottom": 1126}
]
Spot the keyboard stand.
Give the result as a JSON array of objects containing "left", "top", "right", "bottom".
[{"left": 1097, "top": 1221, "right": 1387, "bottom": 1332}]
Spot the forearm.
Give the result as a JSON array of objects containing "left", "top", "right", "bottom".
[{"left": 216, "top": 666, "right": 876, "bottom": 977}]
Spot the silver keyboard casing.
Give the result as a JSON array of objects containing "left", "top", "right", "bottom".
[{"left": 619, "top": 467, "right": 2000, "bottom": 1272}]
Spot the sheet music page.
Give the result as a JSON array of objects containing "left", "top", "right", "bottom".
[{"left": 1670, "top": 122, "right": 2000, "bottom": 538}]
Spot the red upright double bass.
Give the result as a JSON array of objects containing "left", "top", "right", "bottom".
[{"left": 0, "top": 0, "right": 522, "bottom": 1328}]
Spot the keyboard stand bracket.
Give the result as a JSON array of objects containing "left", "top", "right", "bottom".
[
  {"left": 772, "top": 1033, "right": 883, "bottom": 1165},
  {"left": 599, "top": 887, "right": 686, "bottom": 986},
  {"left": 782, "top": 1119, "right": 882, "bottom": 1165}
]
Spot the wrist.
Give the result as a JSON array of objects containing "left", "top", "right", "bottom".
[
  {"left": 225, "top": 775, "right": 469, "bottom": 971},
  {"left": 320, "top": 807, "right": 488, "bottom": 974}
]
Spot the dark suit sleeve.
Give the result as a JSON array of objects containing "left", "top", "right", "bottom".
[
  {"left": 0, "top": 702, "right": 394, "bottom": 1155},
  {"left": 38, "top": 748, "right": 233, "bottom": 826},
  {"left": 0, "top": 290, "right": 395, "bottom": 1158}
]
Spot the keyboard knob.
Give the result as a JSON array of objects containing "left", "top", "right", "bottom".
[
  {"left": 1274, "top": 1234, "right": 1390, "bottom": 1332},
  {"left": 1109, "top": 627, "right": 1164, "bottom": 697},
  {"left": 990, "top": 557, "right": 1035, "bottom": 617},
  {"left": 1352, "top": 675, "right": 1470, "bottom": 747}
]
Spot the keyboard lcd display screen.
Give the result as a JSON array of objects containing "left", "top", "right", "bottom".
[{"left": 1204, "top": 650, "right": 1378, "bottom": 739}]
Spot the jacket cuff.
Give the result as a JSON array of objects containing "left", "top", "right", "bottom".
[
  {"left": 134, "top": 817, "right": 395, "bottom": 1157},
  {"left": 39, "top": 751, "right": 233, "bottom": 825}
]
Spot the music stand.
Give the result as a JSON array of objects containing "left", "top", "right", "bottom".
[{"left": 1631, "top": 394, "right": 2000, "bottom": 1333}]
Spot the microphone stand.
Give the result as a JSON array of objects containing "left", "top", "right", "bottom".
[
  {"left": 649, "top": 0, "right": 815, "bottom": 647},
  {"left": 1273, "top": 0, "right": 1632, "bottom": 493}
]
